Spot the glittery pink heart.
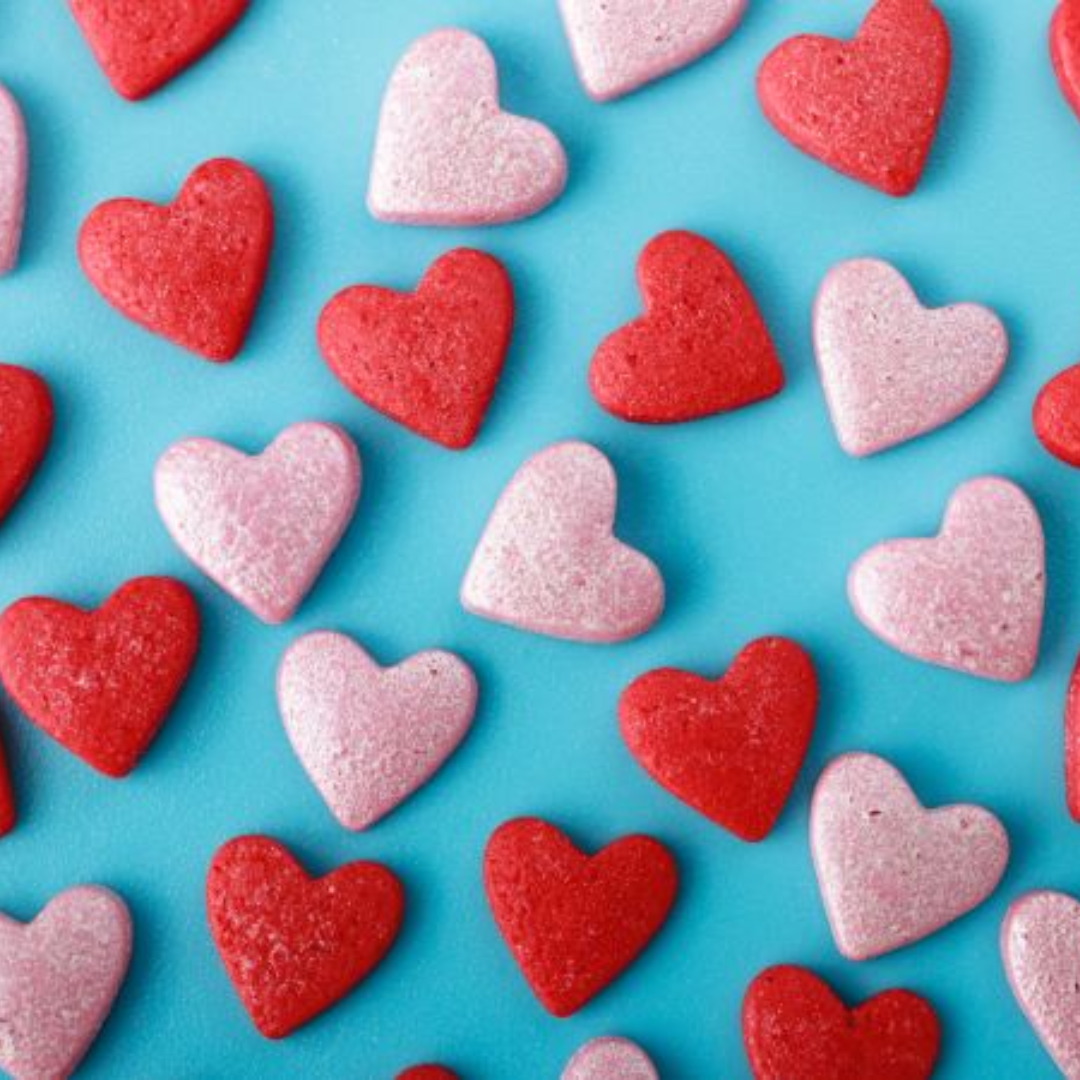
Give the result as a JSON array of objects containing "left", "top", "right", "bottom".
[
  {"left": 461, "top": 441, "right": 665, "bottom": 643},
  {"left": 368, "top": 28, "right": 568, "bottom": 226},
  {"left": 562, "top": 1036, "right": 659, "bottom": 1080},
  {"left": 849, "top": 476, "right": 1045, "bottom": 682},
  {"left": 0, "top": 82, "right": 28, "bottom": 275},
  {"left": 0, "top": 886, "right": 132, "bottom": 1080},
  {"left": 277, "top": 631, "right": 478, "bottom": 830},
  {"left": 558, "top": 0, "right": 746, "bottom": 102},
  {"left": 155, "top": 422, "right": 361, "bottom": 625},
  {"left": 811, "top": 752, "right": 1008, "bottom": 961},
  {"left": 814, "top": 259, "right": 1007, "bottom": 456}
]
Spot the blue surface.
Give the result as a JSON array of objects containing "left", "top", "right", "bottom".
[{"left": 2, "top": 0, "right": 1080, "bottom": 1076}]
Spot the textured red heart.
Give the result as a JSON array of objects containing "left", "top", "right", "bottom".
[
  {"left": 743, "top": 965, "right": 941, "bottom": 1079},
  {"left": 396, "top": 1068, "right": 459, "bottom": 1080},
  {"left": 588, "top": 230, "right": 783, "bottom": 424},
  {"left": 757, "top": 0, "right": 951, "bottom": 196},
  {"left": 483, "top": 817, "right": 678, "bottom": 1017},
  {"left": 1065, "top": 651, "right": 1080, "bottom": 822},
  {"left": 1053, "top": 0, "right": 1080, "bottom": 121},
  {"left": 619, "top": 637, "right": 818, "bottom": 842},
  {"left": 1034, "top": 363, "right": 1080, "bottom": 467},
  {"left": 68, "top": 0, "right": 250, "bottom": 101},
  {"left": 317, "top": 249, "right": 514, "bottom": 449},
  {"left": 0, "top": 731, "right": 15, "bottom": 838},
  {"left": 0, "top": 364, "right": 53, "bottom": 525},
  {"left": 207, "top": 835, "right": 405, "bottom": 1039},
  {"left": 78, "top": 158, "right": 273, "bottom": 362},
  {"left": 0, "top": 577, "right": 200, "bottom": 777}
]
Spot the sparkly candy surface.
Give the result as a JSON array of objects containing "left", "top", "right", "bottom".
[
  {"left": 1034, "top": 362, "right": 1080, "bottom": 467},
  {"left": 368, "top": 29, "right": 568, "bottom": 227},
  {"left": 1052, "top": 0, "right": 1080, "bottom": 124},
  {"left": 0, "top": 363, "right": 53, "bottom": 525},
  {"left": 396, "top": 1067, "right": 460, "bottom": 1080},
  {"left": 0, "top": 733, "right": 14, "bottom": 838},
  {"left": 848, "top": 476, "right": 1045, "bottom": 682},
  {"left": 1066, "top": 653, "right": 1080, "bottom": 823},
  {"left": 0, "top": 82, "right": 27, "bottom": 275},
  {"left": 810, "top": 752, "right": 1009, "bottom": 961},
  {"left": 814, "top": 258, "right": 1008, "bottom": 457},
  {"left": 561, "top": 1036, "right": 659, "bottom": 1080}
]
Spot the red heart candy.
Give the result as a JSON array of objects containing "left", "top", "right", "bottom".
[
  {"left": 318, "top": 249, "right": 514, "bottom": 449},
  {"left": 0, "top": 364, "right": 53, "bottom": 524},
  {"left": 742, "top": 965, "right": 941, "bottom": 1080},
  {"left": 1053, "top": 0, "right": 1080, "bottom": 121},
  {"left": 0, "top": 731, "right": 15, "bottom": 838},
  {"left": 0, "top": 577, "right": 200, "bottom": 777},
  {"left": 757, "top": 0, "right": 952, "bottom": 196},
  {"left": 396, "top": 1068, "right": 459, "bottom": 1080},
  {"left": 207, "top": 835, "right": 405, "bottom": 1039},
  {"left": 483, "top": 817, "right": 678, "bottom": 1017},
  {"left": 619, "top": 637, "right": 818, "bottom": 842},
  {"left": 1034, "top": 363, "right": 1080, "bottom": 467},
  {"left": 1065, "top": 651, "right": 1080, "bottom": 821},
  {"left": 78, "top": 158, "right": 274, "bottom": 362},
  {"left": 68, "top": 0, "right": 250, "bottom": 101},
  {"left": 588, "top": 230, "right": 783, "bottom": 424}
]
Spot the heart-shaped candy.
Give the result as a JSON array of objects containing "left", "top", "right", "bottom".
[
  {"left": 0, "top": 885, "right": 132, "bottom": 1080},
  {"left": 811, "top": 752, "right": 1009, "bottom": 960},
  {"left": 396, "top": 1068, "right": 459, "bottom": 1080},
  {"left": 814, "top": 259, "right": 1008, "bottom": 456},
  {"left": 368, "top": 29, "right": 568, "bottom": 226},
  {"left": 0, "top": 83, "right": 27, "bottom": 275},
  {"left": 1053, "top": 0, "right": 1080, "bottom": 123},
  {"left": 757, "top": 0, "right": 952, "bottom": 196},
  {"left": 461, "top": 441, "right": 664, "bottom": 643},
  {"left": 562, "top": 1036, "right": 659, "bottom": 1079},
  {"left": 849, "top": 476, "right": 1045, "bottom": 682},
  {"left": 317, "top": 248, "right": 515, "bottom": 449},
  {"left": 0, "top": 732, "right": 14, "bottom": 837},
  {"left": 155, "top": 422, "right": 360, "bottom": 624},
  {"left": 78, "top": 157, "right": 274, "bottom": 361},
  {"left": 0, "top": 363, "right": 53, "bottom": 524},
  {"left": 1034, "top": 363, "right": 1080, "bottom": 467},
  {"left": 1066, "top": 653, "right": 1080, "bottom": 823}
]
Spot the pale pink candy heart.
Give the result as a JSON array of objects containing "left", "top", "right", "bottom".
[
  {"left": 848, "top": 476, "right": 1045, "bottom": 682},
  {"left": 558, "top": 0, "right": 747, "bottom": 102},
  {"left": 562, "top": 1036, "right": 659, "bottom": 1080},
  {"left": 277, "top": 631, "right": 478, "bottom": 830},
  {"left": 0, "top": 82, "right": 28, "bottom": 275},
  {"left": 0, "top": 885, "right": 132, "bottom": 1080},
  {"left": 368, "top": 28, "right": 568, "bottom": 226},
  {"left": 154, "top": 421, "right": 361, "bottom": 625},
  {"left": 461, "top": 441, "right": 665, "bottom": 643},
  {"left": 814, "top": 259, "right": 1008, "bottom": 456},
  {"left": 811, "top": 752, "right": 1009, "bottom": 961}
]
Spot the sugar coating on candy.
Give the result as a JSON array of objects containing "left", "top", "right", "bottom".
[
  {"left": 0, "top": 732, "right": 14, "bottom": 837},
  {"left": 0, "top": 364, "right": 53, "bottom": 524},
  {"left": 814, "top": 259, "right": 1007, "bottom": 456},
  {"left": 1053, "top": 0, "right": 1080, "bottom": 122},
  {"left": 461, "top": 441, "right": 664, "bottom": 643},
  {"left": 1066, "top": 653, "right": 1080, "bottom": 823},
  {"left": 278, "top": 631, "right": 477, "bottom": 830},
  {"left": 78, "top": 157, "right": 273, "bottom": 361},
  {"left": 155, "top": 422, "right": 360, "bottom": 624},
  {"left": 317, "top": 248, "right": 515, "bottom": 449},
  {"left": 0, "top": 886, "right": 132, "bottom": 1080},
  {"left": 811, "top": 752, "right": 1008, "bottom": 961},
  {"left": 368, "top": 29, "right": 568, "bottom": 226},
  {"left": 562, "top": 1036, "right": 659, "bottom": 1080},
  {"left": 848, "top": 476, "right": 1045, "bottom": 682},
  {"left": 0, "top": 83, "right": 27, "bottom": 274},
  {"left": 1034, "top": 363, "right": 1080, "bottom": 467},
  {"left": 557, "top": 0, "right": 747, "bottom": 102},
  {"left": 396, "top": 1068, "right": 460, "bottom": 1080}
]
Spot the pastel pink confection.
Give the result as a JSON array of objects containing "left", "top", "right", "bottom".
[
  {"left": 461, "top": 441, "right": 665, "bottom": 643},
  {"left": 0, "top": 82, "right": 28, "bottom": 275},
  {"left": 561, "top": 1036, "right": 659, "bottom": 1080},
  {"left": 1002, "top": 890, "right": 1080, "bottom": 1079},
  {"left": 277, "top": 631, "right": 478, "bottom": 830},
  {"left": 368, "top": 29, "right": 568, "bottom": 226},
  {"left": 811, "top": 752, "right": 1009, "bottom": 961},
  {"left": 558, "top": 0, "right": 747, "bottom": 102},
  {"left": 0, "top": 886, "right": 132, "bottom": 1080},
  {"left": 814, "top": 258, "right": 1008, "bottom": 456},
  {"left": 849, "top": 476, "right": 1045, "bottom": 682},
  {"left": 154, "top": 422, "right": 360, "bottom": 625}
]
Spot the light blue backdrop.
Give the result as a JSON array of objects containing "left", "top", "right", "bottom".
[{"left": 1, "top": 1, "right": 1078, "bottom": 1076}]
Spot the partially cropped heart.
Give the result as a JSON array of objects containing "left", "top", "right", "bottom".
[
  {"left": 0, "top": 733, "right": 14, "bottom": 837},
  {"left": 814, "top": 258, "right": 1007, "bottom": 456},
  {"left": 0, "top": 83, "right": 27, "bottom": 274},
  {"left": 317, "top": 248, "right": 515, "bottom": 449},
  {"left": 155, "top": 422, "right": 361, "bottom": 624},
  {"left": 368, "top": 29, "right": 567, "bottom": 226},
  {"left": 848, "top": 476, "right": 1045, "bottom": 682},
  {"left": 811, "top": 752, "right": 1009, "bottom": 960},
  {"left": 1053, "top": 0, "right": 1080, "bottom": 124},
  {"left": 278, "top": 631, "right": 478, "bottom": 830},
  {"left": 1034, "top": 363, "right": 1080, "bottom": 467},
  {"left": 562, "top": 1036, "right": 659, "bottom": 1080},
  {"left": 484, "top": 817, "right": 678, "bottom": 1016},
  {"left": 461, "top": 440, "right": 664, "bottom": 643},
  {"left": 0, "top": 363, "right": 53, "bottom": 524},
  {"left": 619, "top": 637, "right": 818, "bottom": 841}
]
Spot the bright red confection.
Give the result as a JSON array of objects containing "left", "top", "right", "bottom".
[
  {"left": 0, "top": 731, "right": 15, "bottom": 837},
  {"left": 1034, "top": 363, "right": 1080, "bottom": 467},
  {"left": 78, "top": 158, "right": 274, "bottom": 362},
  {"left": 757, "top": 0, "right": 952, "bottom": 196},
  {"left": 1053, "top": 0, "right": 1080, "bottom": 121},
  {"left": 1065, "top": 652, "right": 1080, "bottom": 821},
  {"left": 619, "top": 637, "right": 818, "bottom": 842},
  {"left": 0, "top": 364, "right": 53, "bottom": 524},
  {"left": 0, "top": 577, "right": 200, "bottom": 778},
  {"left": 396, "top": 1068, "right": 460, "bottom": 1080}
]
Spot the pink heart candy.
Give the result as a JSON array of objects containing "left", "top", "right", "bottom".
[
  {"left": 368, "top": 28, "right": 568, "bottom": 226},
  {"left": 558, "top": 0, "right": 747, "bottom": 102},
  {"left": 811, "top": 752, "right": 1009, "bottom": 961},
  {"left": 0, "top": 886, "right": 132, "bottom": 1080},
  {"left": 461, "top": 441, "right": 665, "bottom": 643},
  {"left": 277, "top": 631, "right": 478, "bottom": 830},
  {"left": 562, "top": 1036, "right": 659, "bottom": 1080},
  {"left": 849, "top": 477, "right": 1045, "bottom": 682},
  {"left": 814, "top": 259, "right": 1008, "bottom": 456},
  {"left": 0, "top": 82, "right": 28, "bottom": 275},
  {"left": 155, "top": 421, "right": 361, "bottom": 624}
]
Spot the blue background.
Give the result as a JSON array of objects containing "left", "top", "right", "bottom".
[{"left": 1, "top": 0, "right": 1079, "bottom": 1076}]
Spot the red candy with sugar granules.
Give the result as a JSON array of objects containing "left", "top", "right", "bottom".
[
  {"left": 1034, "top": 363, "right": 1080, "bottom": 467},
  {"left": 0, "top": 731, "right": 15, "bottom": 838},
  {"left": 1053, "top": 0, "right": 1080, "bottom": 122},
  {"left": 1064, "top": 651, "right": 1080, "bottom": 822},
  {"left": 396, "top": 1068, "right": 460, "bottom": 1080},
  {"left": 0, "top": 364, "right": 53, "bottom": 525}
]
